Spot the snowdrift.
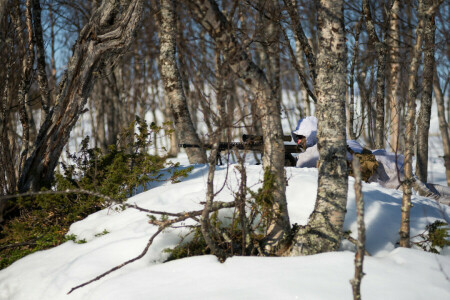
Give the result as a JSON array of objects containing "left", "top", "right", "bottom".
[{"left": 0, "top": 164, "right": 449, "bottom": 300}]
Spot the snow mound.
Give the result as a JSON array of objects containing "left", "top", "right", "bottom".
[{"left": 0, "top": 164, "right": 449, "bottom": 300}]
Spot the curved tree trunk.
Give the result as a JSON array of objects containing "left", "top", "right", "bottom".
[
  {"left": 159, "top": 0, "right": 206, "bottom": 164},
  {"left": 18, "top": 0, "right": 144, "bottom": 192},
  {"left": 289, "top": 0, "right": 348, "bottom": 256}
]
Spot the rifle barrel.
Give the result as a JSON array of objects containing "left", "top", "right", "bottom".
[
  {"left": 179, "top": 142, "right": 300, "bottom": 153},
  {"left": 242, "top": 134, "right": 292, "bottom": 142}
]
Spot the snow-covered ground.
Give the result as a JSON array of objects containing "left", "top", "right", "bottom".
[
  {"left": 0, "top": 147, "right": 449, "bottom": 299},
  {"left": 1, "top": 97, "right": 449, "bottom": 299}
]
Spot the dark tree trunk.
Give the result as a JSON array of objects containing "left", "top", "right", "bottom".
[
  {"left": 18, "top": 0, "right": 144, "bottom": 192},
  {"left": 11, "top": 0, "right": 34, "bottom": 176},
  {"left": 32, "top": 0, "right": 51, "bottom": 114},
  {"left": 363, "top": 0, "right": 387, "bottom": 149},
  {"left": 284, "top": 0, "right": 317, "bottom": 93},
  {"left": 415, "top": 2, "right": 436, "bottom": 182}
]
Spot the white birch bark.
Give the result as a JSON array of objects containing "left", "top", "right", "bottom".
[
  {"left": 289, "top": 0, "right": 348, "bottom": 256},
  {"left": 159, "top": 0, "right": 207, "bottom": 164},
  {"left": 386, "top": 0, "right": 402, "bottom": 153},
  {"left": 433, "top": 69, "right": 450, "bottom": 186}
]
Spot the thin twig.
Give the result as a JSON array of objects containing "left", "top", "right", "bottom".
[
  {"left": 279, "top": 24, "right": 317, "bottom": 103},
  {"left": 0, "top": 240, "right": 38, "bottom": 251},
  {"left": 67, "top": 226, "right": 164, "bottom": 295}
]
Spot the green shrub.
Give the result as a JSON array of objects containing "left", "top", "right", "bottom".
[
  {"left": 413, "top": 220, "right": 450, "bottom": 254},
  {"left": 164, "top": 167, "right": 276, "bottom": 260},
  {"left": 0, "top": 118, "right": 190, "bottom": 269}
]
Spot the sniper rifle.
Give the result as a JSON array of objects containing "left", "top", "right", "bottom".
[{"left": 179, "top": 134, "right": 302, "bottom": 166}]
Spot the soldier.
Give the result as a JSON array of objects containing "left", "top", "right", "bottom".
[{"left": 291, "top": 117, "right": 450, "bottom": 204}]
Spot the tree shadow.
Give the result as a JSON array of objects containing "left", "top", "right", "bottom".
[{"left": 344, "top": 186, "right": 448, "bottom": 256}]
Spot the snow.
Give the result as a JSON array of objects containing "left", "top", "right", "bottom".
[
  {"left": 1, "top": 105, "right": 450, "bottom": 300},
  {"left": 1, "top": 159, "right": 449, "bottom": 299}
]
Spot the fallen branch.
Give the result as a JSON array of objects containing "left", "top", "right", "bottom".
[
  {"left": 147, "top": 201, "right": 236, "bottom": 227},
  {"left": 67, "top": 200, "right": 236, "bottom": 294},
  {"left": 67, "top": 226, "right": 164, "bottom": 295}
]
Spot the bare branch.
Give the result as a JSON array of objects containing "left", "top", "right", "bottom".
[{"left": 67, "top": 226, "right": 164, "bottom": 295}]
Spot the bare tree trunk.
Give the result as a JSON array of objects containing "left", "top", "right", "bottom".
[
  {"left": 357, "top": 68, "right": 376, "bottom": 149},
  {"left": 415, "top": 3, "right": 436, "bottom": 182},
  {"left": 159, "top": 0, "right": 206, "bottom": 164},
  {"left": 347, "top": 18, "right": 362, "bottom": 141},
  {"left": 290, "top": 0, "right": 313, "bottom": 115},
  {"left": 0, "top": 0, "right": 7, "bottom": 21},
  {"left": 32, "top": 0, "right": 51, "bottom": 115},
  {"left": 95, "top": 92, "right": 107, "bottom": 151},
  {"left": 163, "top": 92, "right": 179, "bottom": 158},
  {"left": 0, "top": 37, "right": 16, "bottom": 222},
  {"left": 18, "top": 0, "right": 144, "bottom": 192},
  {"left": 262, "top": 0, "right": 281, "bottom": 104},
  {"left": 284, "top": 0, "right": 317, "bottom": 93},
  {"left": 289, "top": 0, "right": 348, "bottom": 256},
  {"left": 48, "top": 2, "right": 57, "bottom": 90},
  {"left": 11, "top": 0, "right": 34, "bottom": 177},
  {"left": 187, "top": 0, "right": 290, "bottom": 252},
  {"left": 299, "top": 52, "right": 311, "bottom": 116},
  {"left": 433, "top": 68, "right": 450, "bottom": 186},
  {"left": 387, "top": 0, "right": 402, "bottom": 153},
  {"left": 400, "top": 0, "right": 426, "bottom": 248},
  {"left": 399, "top": 0, "right": 443, "bottom": 247},
  {"left": 363, "top": 0, "right": 387, "bottom": 149},
  {"left": 350, "top": 156, "right": 365, "bottom": 300}
]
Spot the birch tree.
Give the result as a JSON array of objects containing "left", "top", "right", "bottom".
[
  {"left": 400, "top": 0, "right": 427, "bottom": 247},
  {"left": 288, "top": 0, "right": 348, "bottom": 255},
  {"left": 159, "top": 0, "right": 207, "bottom": 164},
  {"left": 433, "top": 68, "right": 450, "bottom": 185},
  {"left": 186, "top": 0, "right": 290, "bottom": 253},
  {"left": 386, "top": 0, "right": 402, "bottom": 153}
]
